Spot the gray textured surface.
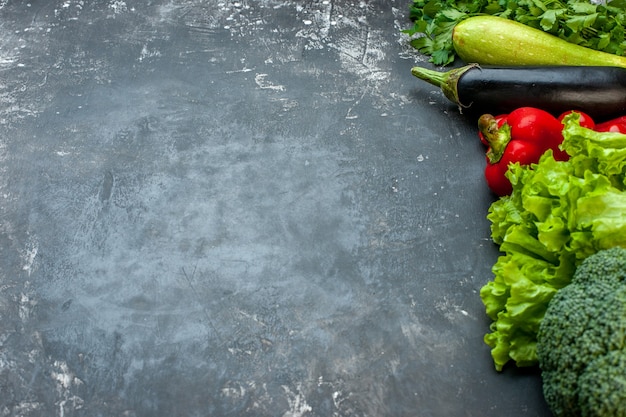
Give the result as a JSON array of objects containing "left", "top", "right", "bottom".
[{"left": 0, "top": 1, "right": 550, "bottom": 416}]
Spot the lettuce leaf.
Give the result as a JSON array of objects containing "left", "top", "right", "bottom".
[{"left": 482, "top": 114, "right": 626, "bottom": 371}]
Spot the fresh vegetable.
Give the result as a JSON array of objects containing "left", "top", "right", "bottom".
[
  {"left": 478, "top": 113, "right": 505, "bottom": 146},
  {"left": 481, "top": 113, "right": 626, "bottom": 371},
  {"left": 452, "top": 16, "right": 626, "bottom": 68},
  {"left": 595, "top": 121, "right": 626, "bottom": 133},
  {"left": 411, "top": 64, "right": 626, "bottom": 119},
  {"left": 537, "top": 247, "right": 626, "bottom": 417},
  {"left": 594, "top": 114, "right": 626, "bottom": 133},
  {"left": 557, "top": 111, "right": 626, "bottom": 132},
  {"left": 477, "top": 109, "right": 593, "bottom": 152},
  {"left": 405, "top": 0, "right": 626, "bottom": 66},
  {"left": 478, "top": 107, "right": 566, "bottom": 196},
  {"left": 596, "top": 114, "right": 626, "bottom": 126},
  {"left": 557, "top": 110, "right": 595, "bottom": 130}
]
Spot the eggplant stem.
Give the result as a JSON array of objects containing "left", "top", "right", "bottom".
[{"left": 411, "top": 63, "right": 479, "bottom": 108}]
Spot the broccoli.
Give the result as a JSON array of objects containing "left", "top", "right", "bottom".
[{"left": 536, "top": 247, "right": 626, "bottom": 417}]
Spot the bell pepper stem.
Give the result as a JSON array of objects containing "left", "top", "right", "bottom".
[
  {"left": 479, "top": 114, "right": 512, "bottom": 164},
  {"left": 410, "top": 63, "right": 479, "bottom": 108}
]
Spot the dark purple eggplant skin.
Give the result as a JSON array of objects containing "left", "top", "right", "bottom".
[{"left": 456, "top": 66, "right": 626, "bottom": 119}]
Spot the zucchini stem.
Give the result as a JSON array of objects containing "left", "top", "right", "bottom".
[{"left": 411, "top": 64, "right": 479, "bottom": 108}]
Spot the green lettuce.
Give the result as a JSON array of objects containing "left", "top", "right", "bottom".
[{"left": 481, "top": 114, "right": 626, "bottom": 371}]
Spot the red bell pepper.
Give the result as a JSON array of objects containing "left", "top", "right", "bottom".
[
  {"left": 595, "top": 122, "right": 626, "bottom": 133},
  {"left": 478, "top": 107, "right": 566, "bottom": 196},
  {"left": 594, "top": 115, "right": 626, "bottom": 133},
  {"left": 557, "top": 109, "right": 626, "bottom": 133},
  {"left": 557, "top": 110, "right": 596, "bottom": 130},
  {"left": 478, "top": 114, "right": 506, "bottom": 146}
]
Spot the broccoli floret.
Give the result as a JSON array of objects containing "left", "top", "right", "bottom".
[
  {"left": 578, "top": 350, "right": 626, "bottom": 417},
  {"left": 536, "top": 247, "right": 626, "bottom": 417}
]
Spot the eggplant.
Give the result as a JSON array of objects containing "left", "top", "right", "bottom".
[{"left": 411, "top": 64, "right": 626, "bottom": 120}]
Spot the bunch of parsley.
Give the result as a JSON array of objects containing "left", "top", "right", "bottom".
[{"left": 405, "top": 0, "right": 626, "bottom": 65}]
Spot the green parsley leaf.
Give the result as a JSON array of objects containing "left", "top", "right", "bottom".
[{"left": 405, "top": 0, "right": 626, "bottom": 65}]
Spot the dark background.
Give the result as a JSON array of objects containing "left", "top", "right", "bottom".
[{"left": 0, "top": 1, "right": 551, "bottom": 415}]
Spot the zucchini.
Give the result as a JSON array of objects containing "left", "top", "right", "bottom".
[
  {"left": 411, "top": 64, "right": 626, "bottom": 119},
  {"left": 452, "top": 16, "right": 626, "bottom": 68}
]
